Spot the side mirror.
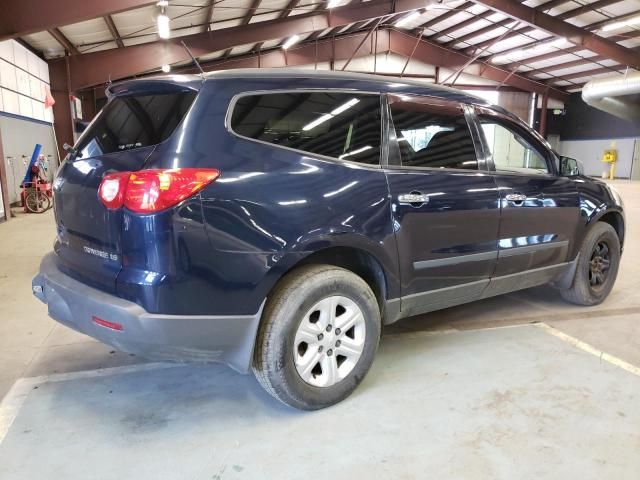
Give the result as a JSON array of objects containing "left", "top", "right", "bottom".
[{"left": 560, "top": 156, "right": 583, "bottom": 177}]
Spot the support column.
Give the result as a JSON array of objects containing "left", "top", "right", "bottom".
[
  {"left": 539, "top": 88, "right": 549, "bottom": 138},
  {"left": 80, "top": 87, "right": 97, "bottom": 122},
  {"left": 0, "top": 126, "right": 10, "bottom": 221},
  {"left": 49, "top": 58, "right": 75, "bottom": 161}
]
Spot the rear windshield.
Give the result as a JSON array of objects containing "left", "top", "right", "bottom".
[{"left": 76, "top": 91, "right": 197, "bottom": 158}]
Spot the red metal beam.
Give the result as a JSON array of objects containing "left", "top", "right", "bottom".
[
  {"left": 49, "top": 0, "right": 428, "bottom": 90},
  {"left": 471, "top": 0, "right": 640, "bottom": 68},
  {"left": 441, "top": 0, "right": 570, "bottom": 48},
  {"left": 207, "top": 30, "right": 390, "bottom": 71},
  {"left": 202, "top": 0, "right": 216, "bottom": 32},
  {"left": 169, "top": 28, "right": 549, "bottom": 100},
  {"left": 524, "top": 45, "right": 640, "bottom": 77},
  {"left": 389, "top": 30, "right": 569, "bottom": 101},
  {"left": 550, "top": 65, "right": 627, "bottom": 83},
  {"left": 467, "top": 0, "right": 622, "bottom": 53},
  {"left": 222, "top": 0, "right": 264, "bottom": 59},
  {"left": 500, "top": 29, "right": 640, "bottom": 72},
  {"left": 0, "top": 0, "right": 157, "bottom": 41},
  {"left": 49, "top": 59, "right": 75, "bottom": 162},
  {"left": 104, "top": 15, "right": 124, "bottom": 49},
  {"left": 539, "top": 89, "right": 549, "bottom": 136},
  {"left": 417, "top": 2, "right": 475, "bottom": 30},
  {"left": 48, "top": 28, "right": 80, "bottom": 56}
]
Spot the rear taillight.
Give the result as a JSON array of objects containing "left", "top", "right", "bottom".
[
  {"left": 98, "top": 168, "right": 220, "bottom": 213},
  {"left": 98, "top": 172, "right": 129, "bottom": 210}
]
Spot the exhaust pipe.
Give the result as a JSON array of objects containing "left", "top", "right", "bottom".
[{"left": 582, "top": 71, "right": 640, "bottom": 123}]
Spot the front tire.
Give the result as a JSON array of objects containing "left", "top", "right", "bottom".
[
  {"left": 560, "top": 222, "right": 620, "bottom": 306},
  {"left": 252, "top": 265, "right": 381, "bottom": 410}
]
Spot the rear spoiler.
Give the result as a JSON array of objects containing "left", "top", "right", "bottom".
[{"left": 106, "top": 77, "right": 201, "bottom": 100}]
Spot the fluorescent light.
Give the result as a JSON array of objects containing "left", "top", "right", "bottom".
[
  {"left": 156, "top": 0, "right": 169, "bottom": 6},
  {"left": 395, "top": 11, "right": 421, "bottom": 28},
  {"left": 161, "top": 64, "right": 171, "bottom": 73},
  {"left": 302, "top": 98, "right": 360, "bottom": 131},
  {"left": 602, "top": 14, "right": 640, "bottom": 32},
  {"left": 339, "top": 146, "right": 372, "bottom": 159},
  {"left": 282, "top": 35, "right": 300, "bottom": 50},
  {"left": 303, "top": 114, "right": 333, "bottom": 131},
  {"left": 330, "top": 97, "right": 359, "bottom": 115},
  {"left": 157, "top": 14, "right": 170, "bottom": 39},
  {"left": 327, "top": 0, "right": 344, "bottom": 8}
]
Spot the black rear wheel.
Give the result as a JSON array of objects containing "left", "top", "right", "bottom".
[{"left": 560, "top": 222, "right": 620, "bottom": 306}]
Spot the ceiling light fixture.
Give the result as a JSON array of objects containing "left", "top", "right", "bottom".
[
  {"left": 157, "top": 13, "right": 170, "bottom": 39},
  {"left": 161, "top": 64, "right": 171, "bottom": 73},
  {"left": 156, "top": 0, "right": 169, "bottom": 6},
  {"left": 282, "top": 35, "right": 300, "bottom": 49},
  {"left": 601, "top": 14, "right": 640, "bottom": 32},
  {"left": 327, "top": 0, "right": 343, "bottom": 8}
]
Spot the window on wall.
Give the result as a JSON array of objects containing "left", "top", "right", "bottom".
[
  {"left": 388, "top": 96, "right": 478, "bottom": 170},
  {"left": 479, "top": 117, "right": 549, "bottom": 174},
  {"left": 230, "top": 92, "right": 381, "bottom": 165}
]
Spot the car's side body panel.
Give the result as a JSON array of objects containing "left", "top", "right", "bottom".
[{"left": 34, "top": 70, "right": 625, "bottom": 371}]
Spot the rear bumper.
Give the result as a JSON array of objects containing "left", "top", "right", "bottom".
[{"left": 32, "top": 253, "right": 264, "bottom": 373}]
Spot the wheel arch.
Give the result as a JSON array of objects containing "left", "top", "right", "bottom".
[
  {"left": 597, "top": 210, "right": 625, "bottom": 248},
  {"left": 294, "top": 246, "right": 389, "bottom": 314},
  {"left": 258, "top": 239, "right": 399, "bottom": 324}
]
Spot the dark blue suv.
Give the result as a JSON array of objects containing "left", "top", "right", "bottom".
[{"left": 33, "top": 69, "right": 625, "bottom": 409}]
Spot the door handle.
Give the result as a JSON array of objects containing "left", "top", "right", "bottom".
[
  {"left": 398, "top": 192, "right": 430, "bottom": 207},
  {"left": 505, "top": 193, "right": 527, "bottom": 205}
]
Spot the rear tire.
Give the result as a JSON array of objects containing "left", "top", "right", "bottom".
[
  {"left": 252, "top": 265, "right": 381, "bottom": 410},
  {"left": 560, "top": 222, "right": 620, "bottom": 306},
  {"left": 25, "top": 191, "right": 51, "bottom": 213}
]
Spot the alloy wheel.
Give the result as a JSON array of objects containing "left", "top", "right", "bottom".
[
  {"left": 293, "top": 295, "right": 366, "bottom": 388},
  {"left": 589, "top": 240, "right": 611, "bottom": 289}
]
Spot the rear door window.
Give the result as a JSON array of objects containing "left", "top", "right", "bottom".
[
  {"left": 230, "top": 92, "right": 382, "bottom": 165},
  {"left": 388, "top": 95, "right": 478, "bottom": 170},
  {"left": 76, "top": 91, "right": 197, "bottom": 158}
]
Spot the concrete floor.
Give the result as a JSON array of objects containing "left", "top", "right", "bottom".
[{"left": 1, "top": 180, "right": 639, "bottom": 478}]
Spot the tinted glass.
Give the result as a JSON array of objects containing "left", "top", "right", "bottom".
[
  {"left": 76, "top": 92, "right": 197, "bottom": 158},
  {"left": 480, "top": 117, "right": 548, "bottom": 174},
  {"left": 231, "top": 92, "right": 381, "bottom": 165},
  {"left": 389, "top": 97, "right": 478, "bottom": 170}
]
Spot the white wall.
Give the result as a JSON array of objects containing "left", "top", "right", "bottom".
[
  {"left": 559, "top": 137, "right": 639, "bottom": 178},
  {"left": 0, "top": 40, "right": 57, "bottom": 206},
  {"left": 0, "top": 40, "right": 52, "bottom": 123}
]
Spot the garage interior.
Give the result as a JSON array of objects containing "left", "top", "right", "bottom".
[{"left": 1, "top": 0, "right": 640, "bottom": 478}]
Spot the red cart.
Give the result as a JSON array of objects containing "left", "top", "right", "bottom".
[{"left": 21, "top": 179, "right": 52, "bottom": 213}]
